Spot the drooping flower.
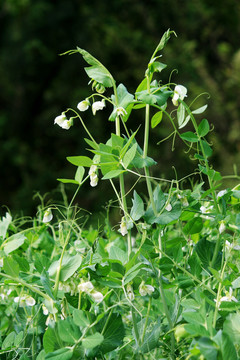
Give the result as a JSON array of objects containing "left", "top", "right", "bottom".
[
  {"left": 126, "top": 284, "right": 134, "bottom": 301},
  {"left": 14, "top": 295, "right": 36, "bottom": 307},
  {"left": 139, "top": 281, "right": 154, "bottom": 296},
  {"left": 42, "top": 304, "right": 49, "bottom": 316},
  {"left": 165, "top": 203, "right": 172, "bottom": 212},
  {"left": 172, "top": 85, "right": 187, "bottom": 106},
  {"left": 77, "top": 99, "right": 90, "bottom": 112},
  {"left": 91, "top": 290, "right": 104, "bottom": 303},
  {"left": 78, "top": 281, "right": 94, "bottom": 293},
  {"left": 89, "top": 165, "right": 98, "bottom": 187},
  {"left": 219, "top": 221, "right": 226, "bottom": 234},
  {"left": 120, "top": 216, "right": 128, "bottom": 236},
  {"left": 42, "top": 208, "right": 53, "bottom": 223},
  {"left": 92, "top": 100, "right": 105, "bottom": 115},
  {"left": 54, "top": 113, "right": 72, "bottom": 130}
]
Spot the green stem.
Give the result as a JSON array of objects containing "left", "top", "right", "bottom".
[
  {"left": 53, "top": 229, "right": 71, "bottom": 297},
  {"left": 141, "top": 297, "right": 152, "bottom": 344},
  {"left": 69, "top": 108, "right": 97, "bottom": 145},
  {"left": 212, "top": 262, "right": 226, "bottom": 328},
  {"left": 0, "top": 272, "right": 53, "bottom": 302},
  {"left": 131, "top": 306, "right": 140, "bottom": 348},
  {"left": 143, "top": 80, "right": 157, "bottom": 216},
  {"left": 158, "top": 232, "right": 175, "bottom": 359}
]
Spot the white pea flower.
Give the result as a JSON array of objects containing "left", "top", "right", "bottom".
[
  {"left": 89, "top": 165, "right": 98, "bottom": 187},
  {"left": 215, "top": 288, "right": 238, "bottom": 308},
  {"left": 77, "top": 99, "right": 90, "bottom": 111},
  {"left": 42, "top": 208, "right": 53, "bottom": 223},
  {"left": 91, "top": 290, "right": 104, "bottom": 303},
  {"left": 165, "top": 203, "right": 172, "bottom": 212},
  {"left": 217, "top": 189, "right": 227, "bottom": 199},
  {"left": 139, "top": 281, "right": 154, "bottom": 297},
  {"left": 116, "top": 107, "right": 127, "bottom": 117},
  {"left": 172, "top": 85, "right": 187, "bottom": 106},
  {"left": 42, "top": 304, "right": 49, "bottom": 316},
  {"left": 54, "top": 113, "right": 72, "bottom": 130},
  {"left": 92, "top": 100, "right": 105, "bottom": 115},
  {"left": 25, "top": 296, "right": 36, "bottom": 306},
  {"left": 120, "top": 216, "right": 128, "bottom": 236},
  {"left": 219, "top": 221, "right": 226, "bottom": 234},
  {"left": 78, "top": 281, "right": 94, "bottom": 293},
  {"left": 126, "top": 284, "right": 134, "bottom": 301},
  {"left": 14, "top": 295, "right": 35, "bottom": 307}
]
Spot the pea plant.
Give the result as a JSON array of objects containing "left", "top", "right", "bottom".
[{"left": 1, "top": 30, "right": 240, "bottom": 360}]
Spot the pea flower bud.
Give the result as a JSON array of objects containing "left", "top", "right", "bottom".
[
  {"left": 165, "top": 203, "right": 172, "bottom": 212},
  {"left": 219, "top": 221, "right": 226, "bottom": 234},
  {"left": 120, "top": 216, "right": 128, "bottom": 236},
  {"left": 42, "top": 208, "right": 53, "bottom": 223},
  {"left": 89, "top": 165, "right": 98, "bottom": 187},
  {"left": 91, "top": 290, "right": 104, "bottom": 303}
]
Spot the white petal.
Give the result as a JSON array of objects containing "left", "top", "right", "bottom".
[
  {"left": 77, "top": 100, "right": 89, "bottom": 111},
  {"left": 92, "top": 100, "right": 105, "bottom": 115},
  {"left": 43, "top": 209, "right": 53, "bottom": 223},
  {"left": 91, "top": 291, "right": 104, "bottom": 303}
]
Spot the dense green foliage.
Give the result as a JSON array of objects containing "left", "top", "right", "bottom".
[{"left": 1, "top": 0, "right": 240, "bottom": 215}]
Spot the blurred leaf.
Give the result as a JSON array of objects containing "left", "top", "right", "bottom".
[
  {"left": 3, "top": 233, "right": 26, "bottom": 255},
  {"left": 180, "top": 131, "right": 198, "bottom": 142},
  {"left": 82, "top": 332, "right": 104, "bottom": 349},
  {"left": 0, "top": 213, "right": 12, "bottom": 240},
  {"left": 73, "top": 309, "right": 90, "bottom": 327},
  {"left": 58, "top": 317, "right": 81, "bottom": 344},
  {"left": 3, "top": 256, "right": 19, "bottom": 277},
  {"left": 183, "top": 217, "right": 203, "bottom": 235},
  {"left": 130, "top": 191, "right": 145, "bottom": 221},
  {"left": 223, "top": 313, "right": 240, "bottom": 344},
  {"left": 45, "top": 347, "right": 73, "bottom": 360}
]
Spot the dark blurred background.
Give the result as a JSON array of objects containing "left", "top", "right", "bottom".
[{"left": 1, "top": 0, "right": 240, "bottom": 217}]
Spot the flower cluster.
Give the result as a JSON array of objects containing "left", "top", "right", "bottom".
[
  {"left": 54, "top": 113, "right": 73, "bottom": 130},
  {"left": 78, "top": 280, "right": 104, "bottom": 303},
  {"left": 14, "top": 295, "right": 36, "bottom": 307}
]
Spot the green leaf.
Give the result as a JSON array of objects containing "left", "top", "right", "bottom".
[
  {"left": 48, "top": 254, "right": 82, "bottom": 282},
  {"left": 122, "top": 143, "right": 137, "bottom": 168},
  {"left": 192, "top": 104, "right": 208, "bottom": 114},
  {"left": 180, "top": 131, "right": 199, "bottom": 142},
  {"left": 130, "top": 191, "right": 145, "bottom": 221},
  {"left": 67, "top": 156, "right": 93, "bottom": 167},
  {"left": 82, "top": 333, "right": 104, "bottom": 349},
  {"left": 43, "top": 327, "right": 60, "bottom": 353},
  {"left": 73, "top": 309, "right": 90, "bottom": 327},
  {"left": 12, "top": 254, "right": 29, "bottom": 272},
  {"left": 138, "top": 318, "right": 162, "bottom": 354},
  {"left": 155, "top": 203, "right": 182, "bottom": 225},
  {"left": 148, "top": 61, "right": 167, "bottom": 74},
  {"left": 0, "top": 212, "right": 12, "bottom": 240},
  {"left": 198, "top": 119, "right": 210, "bottom": 137},
  {"left": 40, "top": 270, "right": 55, "bottom": 300},
  {"left": 45, "top": 347, "right": 73, "bottom": 360},
  {"left": 102, "top": 169, "right": 125, "bottom": 180},
  {"left": 58, "top": 318, "right": 81, "bottom": 345},
  {"left": 218, "top": 331, "right": 238, "bottom": 360},
  {"left": 84, "top": 138, "right": 99, "bottom": 150},
  {"left": 201, "top": 140, "right": 213, "bottom": 158},
  {"left": 14, "top": 331, "right": 23, "bottom": 347},
  {"left": 109, "top": 246, "right": 127, "bottom": 265},
  {"left": 151, "top": 111, "right": 163, "bottom": 128},
  {"left": 223, "top": 313, "right": 240, "bottom": 344},
  {"left": 98, "top": 313, "right": 125, "bottom": 354},
  {"left": 195, "top": 237, "right": 221, "bottom": 270},
  {"left": 219, "top": 301, "right": 240, "bottom": 311},
  {"left": 76, "top": 47, "right": 114, "bottom": 88},
  {"left": 3, "top": 256, "right": 19, "bottom": 277},
  {"left": 177, "top": 103, "right": 185, "bottom": 128},
  {"left": 74, "top": 166, "right": 85, "bottom": 183},
  {"left": 136, "top": 88, "right": 171, "bottom": 106},
  {"left": 183, "top": 217, "right": 203, "bottom": 235},
  {"left": 232, "top": 276, "right": 240, "bottom": 289},
  {"left": 57, "top": 179, "right": 79, "bottom": 185},
  {"left": 179, "top": 115, "right": 191, "bottom": 129},
  {"left": 3, "top": 233, "right": 26, "bottom": 255},
  {"left": 2, "top": 331, "right": 16, "bottom": 350},
  {"left": 197, "top": 337, "right": 218, "bottom": 360}
]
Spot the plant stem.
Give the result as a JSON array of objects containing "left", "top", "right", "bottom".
[
  {"left": 131, "top": 306, "right": 140, "bottom": 348},
  {"left": 212, "top": 262, "right": 226, "bottom": 328},
  {"left": 143, "top": 78, "right": 157, "bottom": 216},
  {"left": 158, "top": 231, "right": 175, "bottom": 359}
]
